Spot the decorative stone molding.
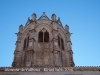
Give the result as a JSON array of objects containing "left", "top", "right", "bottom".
[{"left": 0, "top": 66, "right": 100, "bottom": 72}]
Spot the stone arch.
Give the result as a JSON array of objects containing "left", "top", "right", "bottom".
[
  {"left": 35, "top": 24, "right": 53, "bottom": 42},
  {"left": 36, "top": 24, "right": 52, "bottom": 33},
  {"left": 23, "top": 33, "right": 30, "bottom": 50},
  {"left": 21, "top": 28, "right": 30, "bottom": 51},
  {"left": 58, "top": 29, "right": 66, "bottom": 51},
  {"left": 38, "top": 29, "right": 49, "bottom": 42},
  {"left": 58, "top": 29, "right": 66, "bottom": 42},
  {"left": 21, "top": 28, "right": 30, "bottom": 40}
]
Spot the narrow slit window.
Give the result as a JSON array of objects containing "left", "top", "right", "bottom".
[
  {"left": 27, "top": 36, "right": 29, "bottom": 48},
  {"left": 58, "top": 36, "right": 60, "bottom": 47},
  {"left": 23, "top": 39, "right": 26, "bottom": 49},
  {"left": 61, "top": 38, "right": 64, "bottom": 50},
  {"left": 38, "top": 31, "right": 43, "bottom": 42},
  {"left": 44, "top": 31, "right": 49, "bottom": 42}
]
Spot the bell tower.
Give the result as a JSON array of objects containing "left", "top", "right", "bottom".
[{"left": 12, "top": 12, "right": 75, "bottom": 67}]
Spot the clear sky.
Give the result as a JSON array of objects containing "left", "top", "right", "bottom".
[{"left": 0, "top": 0, "right": 100, "bottom": 67}]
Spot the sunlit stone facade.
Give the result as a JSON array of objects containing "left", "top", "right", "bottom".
[{"left": 12, "top": 12, "right": 75, "bottom": 67}]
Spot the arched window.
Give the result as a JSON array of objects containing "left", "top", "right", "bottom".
[
  {"left": 44, "top": 31, "right": 49, "bottom": 42},
  {"left": 58, "top": 36, "right": 60, "bottom": 47},
  {"left": 61, "top": 38, "right": 64, "bottom": 50},
  {"left": 58, "top": 35, "right": 64, "bottom": 50},
  {"left": 23, "top": 34, "right": 29, "bottom": 50},
  {"left": 38, "top": 29, "right": 49, "bottom": 42},
  {"left": 38, "top": 31, "right": 43, "bottom": 42},
  {"left": 27, "top": 36, "right": 29, "bottom": 48},
  {"left": 23, "top": 39, "right": 26, "bottom": 50}
]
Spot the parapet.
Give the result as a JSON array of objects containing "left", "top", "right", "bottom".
[{"left": 0, "top": 66, "right": 100, "bottom": 72}]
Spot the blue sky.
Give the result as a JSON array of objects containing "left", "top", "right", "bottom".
[{"left": 0, "top": 0, "right": 100, "bottom": 67}]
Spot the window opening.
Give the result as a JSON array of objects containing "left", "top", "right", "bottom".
[
  {"left": 38, "top": 30, "right": 49, "bottom": 42},
  {"left": 23, "top": 39, "right": 26, "bottom": 49},
  {"left": 44, "top": 31, "right": 49, "bottom": 42},
  {"left": 38, "top": 31, "right": 43, "bottom": 42},
  {"left": 61, "top": 38, "right": 64, "bottom": 50}
]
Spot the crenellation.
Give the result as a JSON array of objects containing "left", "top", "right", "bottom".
[{"left": 0, "top": 66, "right": 100, "bottom": 71}]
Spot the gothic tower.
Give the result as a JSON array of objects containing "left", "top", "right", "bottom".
[{"left": 12, "top": 12, "right": 75, "bottom": 67}]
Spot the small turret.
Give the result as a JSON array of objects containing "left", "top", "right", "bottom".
[
  {"left": 65, "top": 24, "right": 69, "bottom": 32},
  {"left": 19, "top": 24, "right": 23, "bottom": 32},
  {"left": 51, "top": 14, "right": 56, "bottom": 21},
  {"left": 32, "top": 13, "right": 37, "bottom": 21}
]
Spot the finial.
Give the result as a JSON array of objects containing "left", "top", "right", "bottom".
[
  {"left": 43, "top": 12, "right": 45, "bottom": 14},
  {"left": 52, "top": 13, "right": 56, "bottom": 16},
  {"left": 19, "top": 24, "right": 23, "bottom": 32},
  {"left": 43, "top": 12, "right": 46, "bottom": 16},
  {"left": 65, "top": 24, "right": 69, "bottom": 31},
  {"left": 66, "top": 24, "right": 69, "bottom": 28},
  {"left": 32, "top": 13, "right": 36, "bottom": 16},
  {"left": 51, "top": 13, "right": 56, "bottom": 21},
  {"left": 58, "top": 17, "right": 60, "bottom": 20},
  {"left": 28, "top": 17, "right": 30, "bottom": 20},
  {"left": 19, "top": 24, "right": 23, "bottom": 27}
]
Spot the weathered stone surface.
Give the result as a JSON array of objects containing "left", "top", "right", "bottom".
[
  {"left": 1, "top": 12, "right": 100, "bottom": 75},
  {"left": 0, "top": 67, "right": 100, "bottom": 75},
  {"left": 12, "top": 12, "right": 75, "bottom": 67}
]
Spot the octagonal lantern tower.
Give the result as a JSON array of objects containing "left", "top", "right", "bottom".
[{"left": 12, "top": 12, "right": 75, "bottom": 67}]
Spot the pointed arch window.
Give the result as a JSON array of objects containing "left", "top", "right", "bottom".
[
  {"left": 44, "top": 31, "right": 49, "bottom": 42},
  {"left": 58, "top": 35, "right": 64, "bottom": 50},
  {"left": 61, "top": 38, "right": 64, "bottom": 50},
  {"left": 38, "top": 28, "right": 49, "bottom": 42},
  {"left": 27, "top": 36, "right": 29, "bottom": 48},
  {"left": 38, "top": 31, "right": 43, "bottom": 42},
  {"left": 58, "top": 36, "right": 60, "bottom": 47},
  {"left": 23, "top": 34, "right": 29, "bottom": 50},
  {"left": 23, "top": 39, "right": 26, "bottom": 49}
]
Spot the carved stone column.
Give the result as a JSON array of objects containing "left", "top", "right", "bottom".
[
  {"left": 52, "top": 38, "right": 62, "bottom": 67},
  {"left": 25, "top": 29, "right": 35, "bottom": 67},
  {"left": 12, "top": 32, "right": 22, "bottom": 67},
  {"left": 52, "top": 19, "right": 62, "bottom": 66},
  {"left": 51, "top": 14, "right": 56, "bottom": 22},
  {"left": 65, "top": 25, "right": 75, "bottom": 67}
]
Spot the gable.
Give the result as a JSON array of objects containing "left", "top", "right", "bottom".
[{"left": 38, "top": 12, "right": 50, "bottom": 20}]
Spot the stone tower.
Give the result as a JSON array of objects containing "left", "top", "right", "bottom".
[{"left": 12, "top": 12, "right": 75, "bottom": 67}]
